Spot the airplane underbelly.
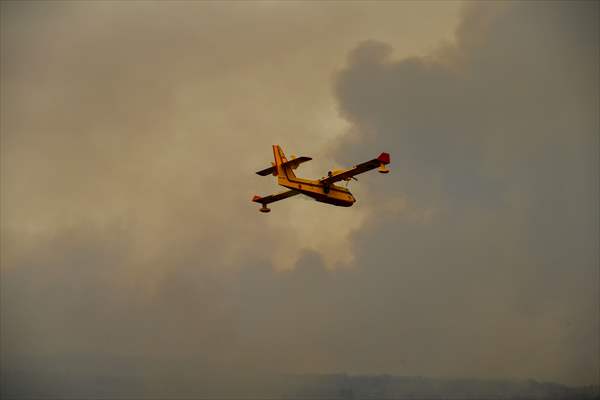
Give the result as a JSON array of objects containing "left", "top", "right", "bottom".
[
  {"left": 282, "top": 182, "right": 355, "bottom": 207},
  {"left": 316, "top": 196, "right": 354, "bottom": 207},
  {"left": 301, "top": 189, "right": 355, "bottom": 207}
]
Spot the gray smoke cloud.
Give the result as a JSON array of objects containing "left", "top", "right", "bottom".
[
  {"left": 330, "top": 0, "right": 599, "bottom": 385},
  {"left": 0, "top": 0, "right": 597, "bottom": 397}
]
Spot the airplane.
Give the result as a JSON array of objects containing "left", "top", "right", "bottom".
[{"left": 252, "top": 145, "right": 390, "bottom": 212}]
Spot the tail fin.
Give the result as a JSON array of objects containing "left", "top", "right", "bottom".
[{"left": 272, "top": 145, "right": 296, "bottom": 179}]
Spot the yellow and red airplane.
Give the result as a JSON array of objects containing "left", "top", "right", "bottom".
[{"left": 252, "top": 145, "right": 390, "bottom": 212}]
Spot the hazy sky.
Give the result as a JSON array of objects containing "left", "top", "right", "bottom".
[{"left": 1, "top": 0, "right": 598, "bottom": 394}]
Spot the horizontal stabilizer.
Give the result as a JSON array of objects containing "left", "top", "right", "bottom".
[
  {"left": 282, "top": 156, "right": 312, "bottom": 169},
  {"left": 255, "top": 156, "right": 312, "bottom": 176},
  {"left": 256, "top": 166, "right": 276, "bottom": 176}
]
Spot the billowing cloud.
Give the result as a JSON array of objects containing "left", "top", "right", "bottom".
[{"left": 330, "top": 0, "right": 598, "bottom": 385}]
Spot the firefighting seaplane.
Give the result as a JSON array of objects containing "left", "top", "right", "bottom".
[{"left": 252, "top": 145, "right": 390, "bottom": 212}]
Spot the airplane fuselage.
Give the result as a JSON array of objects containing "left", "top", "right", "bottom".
[{"left": 278, "top": 174, "right": 355, "bottom": 207}]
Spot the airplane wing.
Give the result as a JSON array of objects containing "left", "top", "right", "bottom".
[
  {"left": 320, "top": 152, "right": 390, "bottom": 185},
  {"left": 252, "top": 190, "right": 300, "bottom": 205}
]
